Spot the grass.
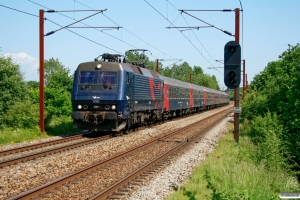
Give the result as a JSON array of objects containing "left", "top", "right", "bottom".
[
  {"left": 0, "top": 115, "right": 78, "bottom": 146},
  {"left": 165, "top": 126, "right": 300, "bottom": 200},
  {"left": 0, "top": 127, "right": 48, "bottom": 145}
]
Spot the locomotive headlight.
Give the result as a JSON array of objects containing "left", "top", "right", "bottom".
[
  {"left": 111, "top": 105, "right": 116, "bottom": 110},
  {"left": 78, "top": 105, "right": 82, "bottom": 109},
  {"left": 96, "top": 64, "right": 102, "bottom": 69}
]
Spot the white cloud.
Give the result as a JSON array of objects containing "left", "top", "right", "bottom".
[{"left": 3, "top": 52, "right": 39, "bottom": 81}]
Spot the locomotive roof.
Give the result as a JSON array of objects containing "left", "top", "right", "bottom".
[
  {"left": 77, "top": 61, "right": 123, "bottom": 71},
  {"left": 77, "top": 61, "right": 162, "bottom": 79}
]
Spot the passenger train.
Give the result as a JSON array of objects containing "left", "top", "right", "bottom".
[{"left": 71, "top": 54, "right": 230, "bottom": 132}]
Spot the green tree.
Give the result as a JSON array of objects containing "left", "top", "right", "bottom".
[
  {"left": 242, "top": 43, "right": 300, "bottom": 166},
  {"left": 0, "top": 55, "right": 26, "bottom": 127},
  {"left": 125, "top": 51, "right": 156, "bottom": 71},
  {"left": 160, "top": 66, "right": 172, "bottom": 77},
  {"left": 26, "top": 80, "right": 39, "bottom": 90},
  {"left": 44, "top": 58, "right": 73, "bottom": 92},
  {"left": 42, "top": 58, "right": 73, "bottom": 116},
  {"left": 193, "top": 66, "right": 204, "bottom": 75},
  {"left": 169, "top": 62, "right": 193, "bottom": 82}
]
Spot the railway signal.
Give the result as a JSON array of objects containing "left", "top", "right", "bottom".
[{"left": 224, "top": 41, "right": 241, "bottom": 89}]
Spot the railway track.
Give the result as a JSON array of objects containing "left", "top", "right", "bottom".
[
  {"left": 0, "top": 133, "right": 111, "bottom": 168},
  {"left": 0, "top": 133, "right": 86, "bottom": 157},
  {"left": 9, "top": 107, "right": 232, "bottom": 200},
  {"left": 0, "top": 106, "right": 224, "bottom": 157}
]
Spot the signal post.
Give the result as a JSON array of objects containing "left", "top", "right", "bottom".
[
  {"left": 234, "top": 8, "right": 240, "bottom": 143},
  {"left": 224, "top": 8, "right": 241, "bottom": 143}
]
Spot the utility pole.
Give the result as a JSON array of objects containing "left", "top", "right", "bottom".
[
  {"left": 39, "top": 10, "right": 45, "bottom": 133},
  {"left": 234, "top": 8, "right": 240, "bottom": 143}
]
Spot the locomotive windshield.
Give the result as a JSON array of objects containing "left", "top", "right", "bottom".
[
  {"left": 80, "top": 71, "right": 98, "bottom": 84},
  {"left": 99, "top": 72, "right": 117, "bottom": 84},
  {"left": 79, "top": 71, "right": 117, "bottom": 90}
]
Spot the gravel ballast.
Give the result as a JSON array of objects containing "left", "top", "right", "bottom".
[{"left": 127, "top": 115, "right": 232, "bottom": 200}]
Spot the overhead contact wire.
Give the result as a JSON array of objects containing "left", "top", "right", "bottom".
[
  {"left": 74, "top": 0, "right": 176, "bottom": 60},
  {"left": 181, "top": 14, "right": 223, "bottom": 74},
  {"left": 144, "top": 0, "right": 214, "bottom": 67},
  {"left": 45, "top": 18, "right": 123, "bottom": 54},
  {"left": 0, "top": 4, "right": 38, "bottom": 17},
  {"left": 27, "top": 0, "right": 124, "bottom": 54}
]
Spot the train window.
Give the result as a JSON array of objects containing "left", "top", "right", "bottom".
[
  {"left": 80, "top": 71, "right": 98, "bottom": 84},
  {"left": 126, "top": 72, "right": 129, "bottom": 84},
  {"left": 99, "top": 72, "right": 117, "bottom": 85}
]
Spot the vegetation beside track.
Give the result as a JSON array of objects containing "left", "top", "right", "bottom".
[
  {"left": 167, "top": 43, "right": 300, "bottom": 199},
  {"left": 0, "top": 56, "right": 77, "bottom": 145},
  {"left": 166, "top": 125, "right": 300, "bottom": 200},
  {"left": 241, "top": 44, "right": 300, "bottom": 172}
]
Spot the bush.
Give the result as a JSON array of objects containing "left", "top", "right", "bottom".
[
  {"left": 45, "top": 115, "right": 77, "bottom": 136},
  {"left": 27, "top": 77, "right": 73, "bottom": 118},
  {"left": 243, "top": 112, "right": 294, "bottom": 172},
  {"left": 45, "top": 87, "right": 72, "bottom": 116},
  {"left": 241, "top": 89, "right": 268, "bottom": 121},
  {"left": 3, "top": 101, "right": 42, "bottom": 129}
]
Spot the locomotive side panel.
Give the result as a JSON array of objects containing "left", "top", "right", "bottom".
[{"left": 132, "top": 74, "right": 163, "bottom": 111}]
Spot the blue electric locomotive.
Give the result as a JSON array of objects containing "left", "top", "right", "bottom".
[{"left": 71, "top": 54, "right": 164, "bottom": 131}]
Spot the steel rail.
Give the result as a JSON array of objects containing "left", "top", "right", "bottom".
[
  {"left": 0, "top": 134, "right": 110, "bottom": 168},
  {"left": 0, "top": 133, "right": 87, "bottom": 157},
  {"left": 9, "top": 106, "right": 232, "bottom": 200}
]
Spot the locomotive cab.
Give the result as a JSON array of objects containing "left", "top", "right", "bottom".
[{"left": 71, "top": 61, "right": 126, "bottom": 131}]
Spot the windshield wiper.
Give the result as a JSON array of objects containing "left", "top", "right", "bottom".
[{"left": 81, "top": 77, "right": 95, "bottom": 90}]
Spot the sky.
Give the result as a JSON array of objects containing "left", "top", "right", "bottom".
[{"left": 0, "top": 0, "right": 299, "bottom": 90}]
